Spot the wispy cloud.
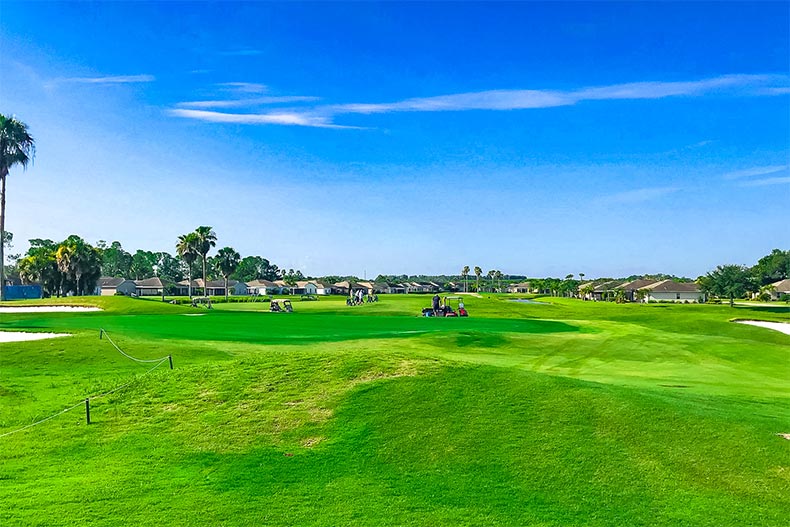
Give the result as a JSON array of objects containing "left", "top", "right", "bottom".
[
  {"left": 217, "top": 82, "right": 268, "bottom": 94},
  {"left": 600, "top": 187, "right": 680, "bottom": 204},
  {"left": 58, "top": 74, "right": 155, "bottom": 84},
  {"left": 167, "top": 108, "right": 360, "bottom": 129},
  {"left": 739, "top": 176, "right": 790, "bottom": 187},
  {"left": 177, "top": 96, "right": 320, "bottom": 109},
  {"left": 169, "top": 73, "right": 789, "bottom": 128},
  {"left": 723, "top": 165, "right": 788, "bottom": 180}
]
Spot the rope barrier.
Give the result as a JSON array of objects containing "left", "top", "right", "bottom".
[
  {"left": 100, "top": 329, "right": 170, "bottom": 363},
  {"left": 0, "top": 333, "right": 172, "bottom": 439}
]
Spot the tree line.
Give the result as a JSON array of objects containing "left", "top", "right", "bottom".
[{"left": 4, "top": 227, "right": 290, "bottom": 298}]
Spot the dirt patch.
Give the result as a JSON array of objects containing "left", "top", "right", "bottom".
[
  {"left": 778, "top": 433, "right": 790, "bottom": 441},
  {"left": 301, "top": 436, "right": 325, "bottom": 448}
]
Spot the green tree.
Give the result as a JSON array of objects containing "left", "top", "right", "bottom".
[
  {"left": 700, "top": 264, "right": 755, "bottom": 307},
  {"left": 461, "top": 265, "right": 470, "bottom": 293},
  {"left": 215, "top": 247, "right": 241, "bottom": 300},
  {"left": 55, "top": 236, "right": 102, "bottom": 295},
  {"left": 579, "top": 283, "right": 594, "bottom": 300},
  {"left": 752, "top": 249, "right": 790, "bottom": 286},
  {"left": 129, "top": 250, "right": 157, "bottom": 280},
  {"left": 101, "top": 241, "right": 133, "bottom": 277},
  {"left": 18, "top": 239, "right": 60, "bottom": 297},
  {"left": 0, "top": 115, "right": 35, "bottom": 300},
  {"left": 176, "top": 232, "right": 200, "bottom": 298},
  {"left": 193, "top": 226, "right": 217, "bottom": 296},
  {"left": 474, "top": 266, "right": 482, "bottom": 292}
]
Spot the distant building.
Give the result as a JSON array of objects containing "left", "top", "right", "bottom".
[
  {"left": 768, "top": 279, "right": 790, "bottom": 300},
  {"left": 95, "top": 277, "right": 137, "bottom": 296},
  {"left": 507, "top": 282, "right": 531, "bottom": 294},
  {"left": 616, "top": 279, "right": 658, "bottom": 302},
  {"left": 641, "top": 280, "right": 704, "bottom": 303}
]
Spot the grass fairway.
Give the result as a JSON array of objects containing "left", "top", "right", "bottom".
[{"left": 1, "top": 295, "right": 788, "bottom": 526}]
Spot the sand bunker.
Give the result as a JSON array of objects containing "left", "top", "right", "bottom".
[
  {"left": 0, "top": 306, "right": 102, "bottom": 313},
  {"left": 0, "top": 331, "right": 71, "bottom": 342},
  {"left": 736, "top": 320, "right": 790, "bottom": 336}
]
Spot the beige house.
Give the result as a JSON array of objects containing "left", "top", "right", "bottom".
[
  {"left": 640, "top": 280, "right": 704, "bottom": 303},
  {"left": 507, "top": 282, "right": 531, "bottom": 293},
  {"left": 767, "top": 279, "right": 790, "bottom": 300},
  {"left": 616, "top": 279, "right": 658, "bottom": 302},
  {"left": 95, "top": 277, "right": 137, "bottom": 296}
]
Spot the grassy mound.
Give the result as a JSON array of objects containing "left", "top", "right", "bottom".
[{"left": 0, "top": 295, "right": 788, "bottom": 525}]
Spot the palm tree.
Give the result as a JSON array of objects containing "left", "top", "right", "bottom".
[
  {"left": 0, "top": 115, "right": 35, "bottom": 300},
  {"left": 495, "top": 270, "right": 503, "bottom": 292},
  {"left": 216, "top": 247, "right": 240, "bottom": 301},
  {"left": 176, "top": 232, "right": 199, "bottom": 298},
  {"left": 193, "top": 226, "right": 217, "bottom": 297},
  {"left": 462, "top": 265, "right": 470, "bottom": 293},
  {"left": 474, "top": 266, "right": 482, "bottom": 292},
  {"left": 487, "top": 270, "right": 495, "bottom": 292}
]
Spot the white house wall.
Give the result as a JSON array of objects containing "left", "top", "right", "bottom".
[{"left": 647, "top": 291, "right": 703, "bottom": 303}]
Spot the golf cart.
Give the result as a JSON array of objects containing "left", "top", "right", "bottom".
[
  {"left": 270, "top": 299, "right": 293, "bottom": 313},
  {"left": 421, "top": 296, "right": 469, "bottom": 317},
  {"left": 442, "top": 296, "right": 468, "bottom": 317}
]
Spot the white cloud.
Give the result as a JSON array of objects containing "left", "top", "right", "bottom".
[
  {"left": 217, "top": 82, "right": 269, "bottom": 94},
  {"left": 600, "top": 187, "right": 680, "bottom": 204},
  {"left": 177, "top": 96, "right": 320, "bottom": 109},
  {"left": 58, "top": 74, "right": 155, "bottom": 84},
  {"left": 739, "top": 176, "right": 790, "bottom": 187},
  {"left": 170, "top": 73, "right": 789, "bottom": 128},
  {"left": 331, "top": 74, "right": 788, "bottom": 115},
  {"left": 723, "top": 165, "right": 788, "bottom": 180},
  {"left": 167, "top": 108, "right": 360, "bottom": 129}
]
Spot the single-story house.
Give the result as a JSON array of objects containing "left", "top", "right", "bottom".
[
  {"left": 135, "top": 277, "right": 168, "bottom": 296},
  {"left": 95, "top": 276, "right": 137, "bottom": 296},
  {"left": 333, "top": 281, "right": 369, "bottom": 296},
  {"left": 507, "top": 282, "right": 532, "bottom": 294},
  {"left": 583, "top": 280, "right": 624, "bottom": 301},
  {"left": 313, "top": 282, "right": 332, "bottom": 295},
  {"left": 641, "top": 280, "right": 704, "bottom": 303},
  {"left": 176, "top": 279, "right": 247, "bottom": 297},
  {"left": 383, "top": 282, "right": 406, "bottom": 294},
  {"left": 768, "top": 279, "right": 790, "bottom": 300},
  {"left": 246, "top": 279, "right": 278, "bottom": 295},
  {"left": 616, "top": 279, "right": 658, "bottom": 302}
]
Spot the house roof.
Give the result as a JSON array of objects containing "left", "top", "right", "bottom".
[
  {"left": 617, "top": 279, "right": 658, "bottom": 291},
  {"left": 135, "top": 277, "right": 167, "bottom": 288},
  {"left": 246, "top": 279, "right": 276, "bottom": 287},
  {"left": 770, "top": 279, "right": 790, "bottom": 293},
  {"left": 98, "top": 277, "right": 129, "bottom": 288},
  {"left": 177, "top": 278, "right": 234, "bottom": 288},
  {"left": 642, "top": 279, "right": 700, "bottom": 293},
  {"left": 593, "top": 280, "right": 624, "bottom": 292},
  {"left": 509, "top": 282, "right": 531, "bottom": 288}
]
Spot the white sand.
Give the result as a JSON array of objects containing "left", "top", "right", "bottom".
[
  {"left": 0, "top": 331, "right": 71, "bottom": 342},
  {"left": 736, "top": 320, "right": 790, "bottom": 335},
  {"left": 0, "top": 306, "right": 102, "bottom": 313}
]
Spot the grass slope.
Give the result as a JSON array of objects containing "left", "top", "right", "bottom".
[{"left": 0, "top": 295, "right": 788, "bottom": 525}]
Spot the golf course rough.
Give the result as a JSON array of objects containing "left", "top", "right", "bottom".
[{"left": 0, "top": 295, "right": 788, "bottom": 526}]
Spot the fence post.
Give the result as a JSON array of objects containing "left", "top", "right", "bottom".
[
  {"left": 169, "top": 355, "right": 173, "bottom": 370},
  {"left": 85, "top": 398, "right": 91, "bottom": 425}
]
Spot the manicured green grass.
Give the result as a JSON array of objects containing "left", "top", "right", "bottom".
[{"left": 0, "top": 295, "right": 788, "bottom": 525}]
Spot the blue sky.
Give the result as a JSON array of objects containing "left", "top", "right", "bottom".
[{"left": 1, "top": 1, "right": 788, "bottom": 278}]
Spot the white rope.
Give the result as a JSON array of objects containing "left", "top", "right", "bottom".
[
  {"left": 100, "top": 329, "right": 170, "bottom": 363},
  {"left": 0, "top": 401, "right": 83, "bottom": 439},
  {"left": 0, "top": 354, "right": 169, "bottom": 439}
]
